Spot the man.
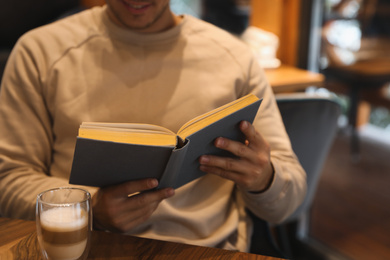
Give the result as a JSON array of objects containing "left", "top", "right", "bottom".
[{"left": 0, "top": 0, "right": 306, "bottom": 252}]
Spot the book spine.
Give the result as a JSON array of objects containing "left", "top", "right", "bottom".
[{"left": 158, "top": 139, "right": 190, "bottom": 189}]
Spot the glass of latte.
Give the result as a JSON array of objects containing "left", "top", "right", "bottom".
[{"left": 36, "top": 187, "right": 92, "bottom": 260}]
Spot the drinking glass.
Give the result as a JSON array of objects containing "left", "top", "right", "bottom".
[{"left": 36, "top": 187, "right": 92, "bottom": 260}]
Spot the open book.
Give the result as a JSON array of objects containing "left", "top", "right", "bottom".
[{"left": 69, "top": 94, "right": 262, "bottom": 189}]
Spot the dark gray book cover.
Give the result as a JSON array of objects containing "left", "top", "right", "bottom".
[
  {"left": 69, "top": 99, "right": 262, "bottom": 189},
  {"left": 69, "top": 139, "right": 173, "bottom": 187}
]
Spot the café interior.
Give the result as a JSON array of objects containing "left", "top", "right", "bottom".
[{"left": 1, "top": 0, "right": 390, "bottom": 259}]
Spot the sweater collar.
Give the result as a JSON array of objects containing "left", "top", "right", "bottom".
[{"left": 96, "top": 5, "right": 187, "bottom": 45}]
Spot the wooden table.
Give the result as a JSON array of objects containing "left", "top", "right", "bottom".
[
  {"left": 265, "top": 65, "right": 325, "bottom": 93},
  {"left": 0, "top": 217, "right": 284, "bottom": 259},
  {"left": 324, "top": 58, "right": 390, "bottom": 157}
]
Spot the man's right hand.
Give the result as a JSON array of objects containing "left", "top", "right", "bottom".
[{"left": 91, "top": 178, "right": 175, "bottom": 233}]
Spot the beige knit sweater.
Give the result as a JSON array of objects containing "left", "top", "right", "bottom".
[{"left": 0, "top": 6, "right": 306, "bottom": 252}]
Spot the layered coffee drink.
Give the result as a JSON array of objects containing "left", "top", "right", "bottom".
[
  {"left": 39, "top": 207, "right": 88, "bottom": 260},
  {"left": 36, "top": 187, "right": 91, "bottom": 260}
]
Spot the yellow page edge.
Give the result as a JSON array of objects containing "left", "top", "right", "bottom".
[
  {"left": 81, "top": 122, "right": 175, "bottom": 135},
  {"left": 78, "top": 128, "right": 177, "bottom": 147},
  {"left": 177, "top": 94, "right": 259, "bottom": 139}
]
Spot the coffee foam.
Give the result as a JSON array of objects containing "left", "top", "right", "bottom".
[{"left": 40, "top": 207, "right": 87, "bottom": 231}]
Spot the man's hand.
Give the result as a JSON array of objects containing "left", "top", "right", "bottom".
[
  {"left": 92, "top": 178, "right": 175, "bottom": 233},
  {"left": 199, "top": 121, "right": 274, "bottom": 193}
]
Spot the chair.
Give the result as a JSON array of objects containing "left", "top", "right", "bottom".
[{"left": 249, "top": 92, "right": 342, "bottom": 259}]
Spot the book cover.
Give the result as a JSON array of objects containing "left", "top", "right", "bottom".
[{"left": 69, "top": 95, "right": 262, "bottom": 189}]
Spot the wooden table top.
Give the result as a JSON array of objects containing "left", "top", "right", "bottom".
[
  {"left": 0, "top": 217, "right": 284, "bottom": 260},
  {"left": 325, "top": 59, "right": 390, "bottom": 86},
  {"left": 265, "top": 65, "right": 325, "bottom": 93}
]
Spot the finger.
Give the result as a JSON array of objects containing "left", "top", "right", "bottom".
[
  {"left": 239, "top": 121, "right": 271, "bottom": 164},
  {"left": 214, "top": 136, "right": 258, "bottom": 162},
  {"left": 199, "top": 159, "right": 258, "bottom": 187},
  {"left": 239, "top": 121, "right": 267, "bottom": 150},
  {"left": 123, "top": 187, "right": 175, "bottom": 211},
  {"left": 199, "top": 158, "right": 269, "bottom": 192},
  {"left": 104, "top": 187, "right": 174, "bottom": 219},
  {"left": 107, "top": 178, "right": 159, "bottom": 198},
  {"left": 199, "top": 155, "right": 250, "bottom": 179}
]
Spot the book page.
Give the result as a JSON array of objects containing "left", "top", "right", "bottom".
[
  {"left": 81, "top": 122, "right": 174, "bottom": 134},
  {"left": 79, "top": 123, "right": 177, "bottom": 147},
  {"left": 177, "top": 94, "right": 259, "bottom": 139}
]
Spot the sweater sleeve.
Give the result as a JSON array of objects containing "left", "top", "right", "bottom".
[
  {"left": 239, "top": 59, "right": 307, "bottom": 224},
  {"left": 0, "top": 35, "right": 95, "bottom": 220}
]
